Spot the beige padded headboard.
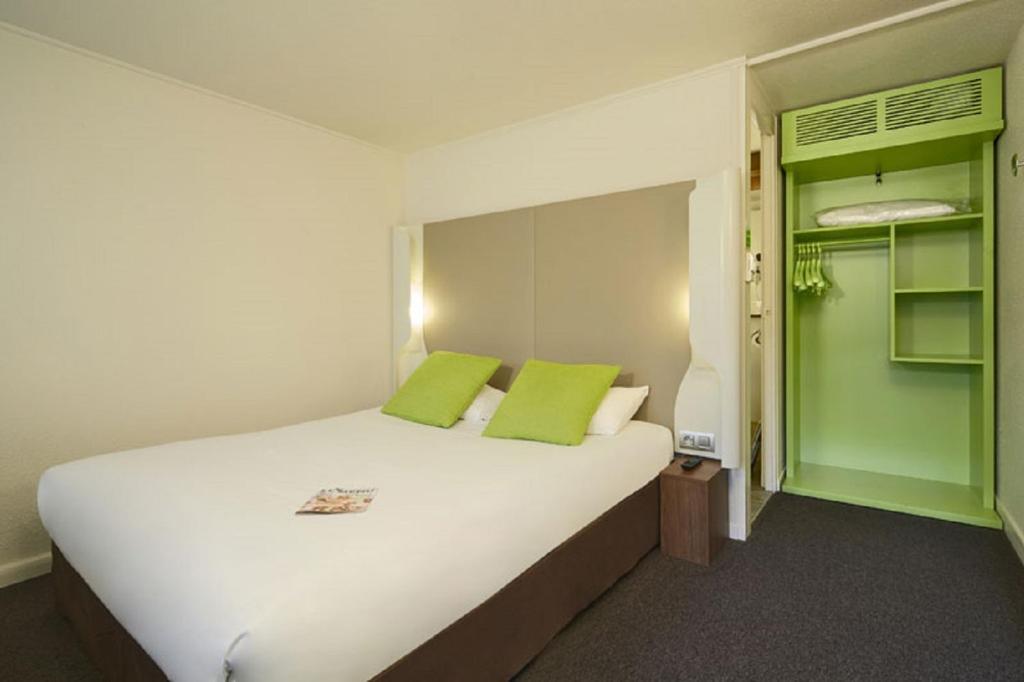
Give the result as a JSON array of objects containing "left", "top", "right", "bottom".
[{"left": 423, "top": 181, "right": 694, "bottom": 429}]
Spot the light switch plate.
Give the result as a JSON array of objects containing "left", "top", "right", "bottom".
[{"left": 679, "top": 430, "right": 716, "bottom": 453}]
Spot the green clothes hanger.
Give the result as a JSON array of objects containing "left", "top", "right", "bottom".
[
  {"left": 794, "top": 245, "right": 807, "bottom": 293},
  {"left": 807, "top": 243, "right": 822, "bottom": 295}
]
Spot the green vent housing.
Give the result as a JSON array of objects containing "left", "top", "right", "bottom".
[{"left": 782, "top": 68, "right": 1003, "bottom": 182}]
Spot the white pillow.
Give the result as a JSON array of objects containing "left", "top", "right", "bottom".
[
  {"left": 587, "top": 386, "right": 649, "bottom": 436},
  {"left": 461, "top": 384, "right": 506, "bottom": 423},
  {"left": 815, "top": 200, "right": 957, "bottom": 227}
]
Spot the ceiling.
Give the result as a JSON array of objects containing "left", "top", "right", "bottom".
[
  {"left": 0, "top": 0, "right": 953, "bottom": 151},
  {"left": 753, "top": 0, "right": 1024, "bottom": 112}
]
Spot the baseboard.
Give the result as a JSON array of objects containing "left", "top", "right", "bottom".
[
  {"left": 996, "top": 498, "right": 1024, "bottom": 568},
  {"left": 0, "top": 551, "right": 52, "bottom": 589}
]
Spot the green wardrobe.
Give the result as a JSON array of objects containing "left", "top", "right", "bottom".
[{"left": 782, "top": 68, "right": 1003, "bottom": 528}]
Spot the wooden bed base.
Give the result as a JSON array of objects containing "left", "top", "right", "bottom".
[{"left": 53, "top": 478, "right": 659, "bottom": 681}]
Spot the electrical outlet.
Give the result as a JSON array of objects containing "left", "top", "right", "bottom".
[{"left": 679, "top": 430, "right": 715, "bottom": 453}]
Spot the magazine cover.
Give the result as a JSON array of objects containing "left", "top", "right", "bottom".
[{"left": 296, "top": 487, "right": 378, "bottom": 514}]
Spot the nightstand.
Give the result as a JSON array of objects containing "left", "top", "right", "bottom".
[{"left": 659, "top": 458, "right": 728, "bottom": 565}]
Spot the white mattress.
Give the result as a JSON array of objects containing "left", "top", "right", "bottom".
[{"left": 38, "top": 408, "right": 672, "bottom": 681}]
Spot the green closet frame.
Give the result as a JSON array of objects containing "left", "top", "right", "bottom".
[{"left": 781, "top": 67, "right": 1003, "bottom": 528}]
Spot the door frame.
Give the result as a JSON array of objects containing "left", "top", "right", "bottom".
[
  {"left": 758, "top": 123, "right": 783, "bottom": 493},
  {"left": 744, "top": 69, "right": 783, "bottom": 529}
]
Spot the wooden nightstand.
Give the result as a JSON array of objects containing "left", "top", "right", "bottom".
[{"left": 660, "top": 458, "right": 728, "bottom": 565}]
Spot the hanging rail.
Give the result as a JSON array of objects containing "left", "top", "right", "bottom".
[{"left": 818, "top": 236, "right": 889, "bottom": 249}]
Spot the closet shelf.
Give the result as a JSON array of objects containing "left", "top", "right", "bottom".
[
  {"left": 892, "top": 212, "right": 983, "bottom": 232},
  {"left": 891, "top": 353, "right": 983, "bottom": 365},
  {"left": 793, "top": 223, "right": 889, "bottom": 241},
  {"left": 783, "top": 463, "right": 1001, "bottom": 528},
  {"left": 793, "top": 212, "right": 983, "bottom": 240},
  {"left": 893, "top": 287, "right": 983, "bottom": 295}
]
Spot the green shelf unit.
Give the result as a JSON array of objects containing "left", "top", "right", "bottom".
[
  {"left": 782, "top": 68, "right": 1001, "bottom": 528},
  {"left": 891, "top": 290, "right": 982, "bottom": 362},
  {"left": 893, "top": 220, "right": 982, "bottom": 290},
  {"left": 890, "top": 354, "right": 984, "bottom": 366},
  {"left": 893, "top": 286, "right": 983, "bottom": 294},
  {"left": 793, "top": 222, "right": 890, "bottom": 241},
  {"left": 892, "top": 212, "right": 984, "bottom": 230}
]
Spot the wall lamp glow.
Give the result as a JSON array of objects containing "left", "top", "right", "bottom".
[{"left": 409, "top": 285, "right": 425, "bottom": 329}]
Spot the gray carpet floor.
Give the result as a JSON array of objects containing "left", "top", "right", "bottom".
[{"left": 3, "top": 494, "right": 1023, "bottom": 681}]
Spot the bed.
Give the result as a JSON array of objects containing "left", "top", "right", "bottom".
[
  {"left": 45, "top": 181, "right": 694, "bottom": 680},
  {"left": 41, "top": 407, "right": 673, "bottom": 681}
]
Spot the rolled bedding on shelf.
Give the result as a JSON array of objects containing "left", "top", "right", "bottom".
[{"left": 815, "top": 199, "right": 964, "bottom": 227}]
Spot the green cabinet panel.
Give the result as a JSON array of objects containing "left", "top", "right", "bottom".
[{"left": 782, "top": 68, "right": 1002, "bottom": 528}]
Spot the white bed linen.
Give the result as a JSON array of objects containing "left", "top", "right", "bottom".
[{"left": 38, "top": 408, "right": 672, "bottom": 681}]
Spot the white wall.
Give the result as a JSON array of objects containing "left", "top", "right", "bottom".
[
  {"left": 404, "top": 59, "right": 750, "bottom": 538},
  {"left": 0, "top": 27, "right": 404, "bottom": 586},
  {"left": 406, "top": 60, "right": 746, "bottom": 224},
  {"left": 998, "top": 24, "right": 1024, "bottom": 565}
]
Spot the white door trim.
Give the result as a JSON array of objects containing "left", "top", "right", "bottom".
[
  {"left": 759, "top": 126, "right": 783, "bottom": 492},
  {"left": 745, "top": 69, "right": 784, "bottom": 514}
]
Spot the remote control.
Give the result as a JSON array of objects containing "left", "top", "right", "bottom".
[{"left": 680, "top": 456, "right": 702, "bottom": 471}]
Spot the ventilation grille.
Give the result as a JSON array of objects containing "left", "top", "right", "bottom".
[
  {"left": 885, "top": 78, "right": 983, "bottom": 131},
  {"left": 794, "top": 101, "right": 877, "bottom": 146},
  {"left": 783, "top": 68, "right": 1001, "bottom": 166}
]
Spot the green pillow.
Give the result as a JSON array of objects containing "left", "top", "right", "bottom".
[
  {"left": 383, "top": 351, "right": 501, "bottom": 428},
  {"left": 483, "top": 359, "right": 620, "bottom": 446}
]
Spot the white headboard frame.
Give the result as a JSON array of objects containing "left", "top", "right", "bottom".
[
  {"left": 393, "top": 169, "right": 743, "bottom": 472},
  {"left": 674, "top": 169, "right": 742, "bottom": 469},
  {"left": 392, "top": 224, "right": 427, "bottom": 390}
]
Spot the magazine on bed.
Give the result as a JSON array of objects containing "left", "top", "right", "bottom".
[{"left": 295, "top": 488, "right": 378, "bottom": 514}]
